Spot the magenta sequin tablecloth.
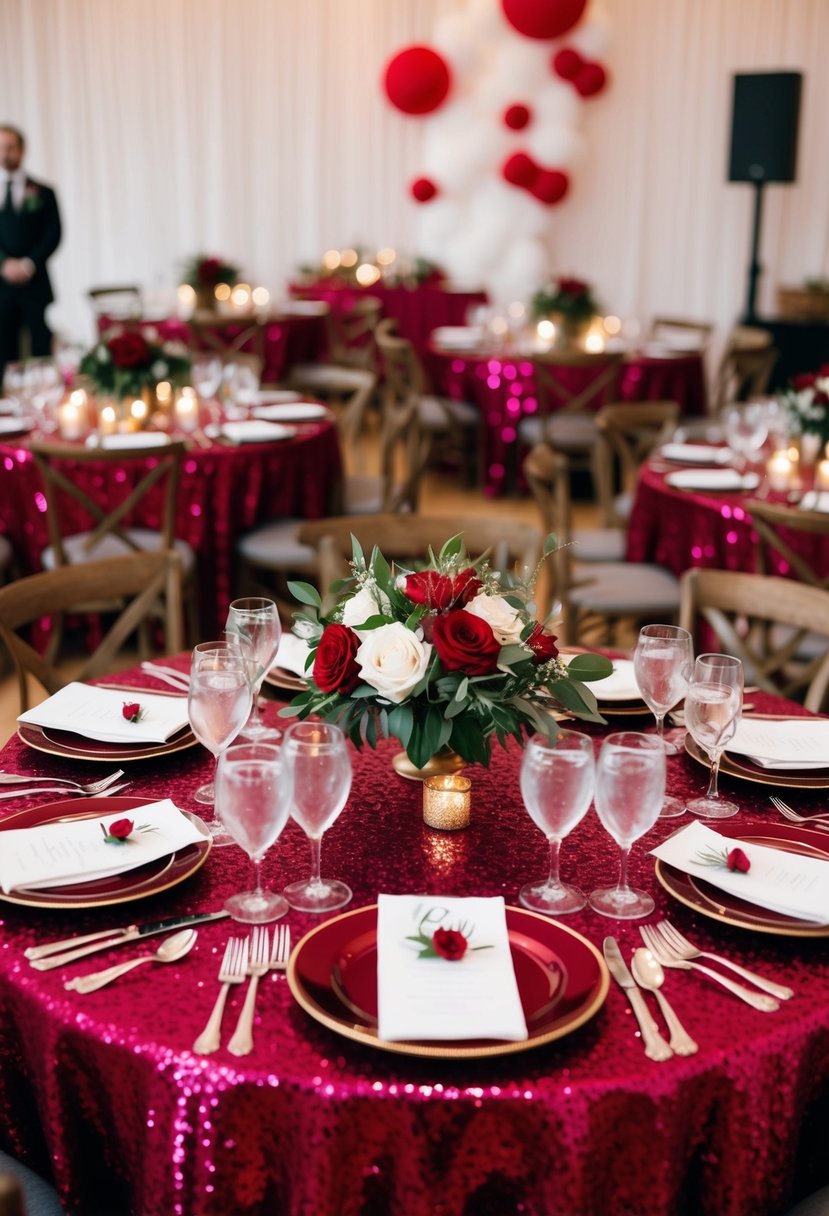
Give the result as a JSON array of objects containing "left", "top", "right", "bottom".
[
  {"left": 1, "top": 674, "right": 829, "bottom": 1216},
  {"left": 0, "top": 422, "right": 341, "bottom": 637}
]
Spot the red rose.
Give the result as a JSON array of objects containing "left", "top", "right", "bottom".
[
  {"left": 432, "top": 610, "right": 501, "bottom": 676},
  {"left": 122, "top": 701, "right": 142, "bottom": 722},
  {"left": 432, "top": 927, "right": 468, "bottom": 961},
  {"left": 107, "top": 332, "right": 152, "bottom": 370},
  {"left": 404, "top": 568, "right": 482, "bottom": 611},
  {"left": 557, "top": 277, "right": 589, "bottom": 297},
  {"left": 727, "top": 847, "right": 750, "bottom": 873},
  {"left": 526, "top": 623, "right": 560, "bottom": 663},
  {"left": 107, "top": 818, "right": 134, "bottom": 840},
  {"left": 792, "top": 372, "right": 818, "bottom": 392},
  {"left": 452, "top": 568, "right": 482, "bottom": 605},
  {"left": 313, "top": 623, "right": 361, "bottom": 693},
  {"left": 197, "top": 257, "right": 223, "bottom": 284}
]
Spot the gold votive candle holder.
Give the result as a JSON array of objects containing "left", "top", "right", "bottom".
[{"left": 422, "top": 774, "right": 471, "bottom": 831}]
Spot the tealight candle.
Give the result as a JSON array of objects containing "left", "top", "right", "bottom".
[
  {"left": 57, "top": 399, "right": 84, "bottom": 440},
  {"left": 766, "top": 449, "right": 793, "bottom": 492},
  {"left": 99, "top": 404, "right": 117, "bottom": 435},
  {"left": 174, "top": 387, "right": 199, "bottom": 432},
  {"left": 423, "top": 774, "right": 471, "bottom": 831},
  {"left": 816, "top": 458, "right": 829, "bottom": 492}
]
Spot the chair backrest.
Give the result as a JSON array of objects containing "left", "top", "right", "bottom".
[
  {"left": 325, "top": 295, "right": 384, "bottom": 370},
  {"left": 649, "top": 316, "right": 714, "bottom": 353},
  {"left": 748, "top": 500, "right": 829, "bottom": 590},
  {"left": 678, "top": 567, "right": 829, "bottom": 711},
  {"left": 189, "top": 314, "right": 266, "bottom": 366},
  {"left": 0, "top": 551, "right": 184, "bottom": 711},
  {"left": 298, "top": 514, "right": 541, "bottom": 606},
  {"left": 532, "top": 350, "right": 623, "bottom": 417},
  {"left": 594, "top": 400, "right": 680, "bottom": 527},
  {"left": 712, "top": 344, "right": 779, "bottom": 415},
  {"left": 522, "top": 442, "right": 575, "bottom": 626},
  {"left": 87, "top": 284, "right": 142, "bottom": 321},
  {"left": 373, "top": 320, "right": 433, "bottom": 512},
  {"left": 29, "top": 438, "right": 187, "bottom": 566}
]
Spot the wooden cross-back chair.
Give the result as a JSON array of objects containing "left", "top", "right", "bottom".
[
  {"left": 87, "top": 284, "right": 142, "bottom": 322},
  {"left": 712, "top": 344, "right": 779, "bottom": 415},
  {"left": 594, "top": 400, "right": 680, "bottom": 529},
  {"left": 189, "top": 315, "right": 266, "bottom": 368},
  {"left": 649, "top": 316, "right": 714, "bottom": 353},
  {"left": 748, "top": 500, "right": 829, "bottom": 590},
  {"left": 679, "top": 567, "right": 829, "bottom": 711},
  {"left": 0, "top": 551, "right": 184, "bottom": 712}
]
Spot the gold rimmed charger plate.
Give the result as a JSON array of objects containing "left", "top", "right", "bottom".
[
  {"left": 685, "top": 733, "right": 829, "bottom": 791},
  {"left": 287, "top": 903, "right": 609, "bottom": 1059},
  {"left": 655, "top": 820, "right": 829, "bottom": 937},
  {"left": 0, "top": 796, "right": 211, "bottom": 909},
  {"left": 263, "top": 666, "right": 308, "bottom": 694}
]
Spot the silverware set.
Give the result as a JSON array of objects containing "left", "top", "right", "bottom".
[
  {"left": 139, "top": 662, "right": 190, "bottom": 692},
  {"left": 193, "top": 925, "right": 291, "bottom": 1057},
  {"left": 770, "top": 795, "right": 829, "bottom": 831},
  {"left": 0, "top": 768, "right": 128, "bottom": 799}
]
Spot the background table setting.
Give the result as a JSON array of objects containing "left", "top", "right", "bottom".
[{"left": 1, "top": 650, "right": 829, "bottom": 1215}]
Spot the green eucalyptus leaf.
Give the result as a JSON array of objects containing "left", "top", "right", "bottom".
[{"left": 287, "top": 580, "right": 321, "bottom": 609}]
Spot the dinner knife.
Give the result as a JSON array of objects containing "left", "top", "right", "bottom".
[
  {"left": 602, "top": 936, "right": 673, "bottom": 1062},
  {"left": 26, "top": 910, "right": 230, "bottom": 970}
]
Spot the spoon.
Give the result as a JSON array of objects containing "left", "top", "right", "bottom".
[
  {"left": 631, "top": 947, "right": 699, "bottom": 1056},
  {"left": 64, "top": 929, "right": 198, "bottom": 994}
]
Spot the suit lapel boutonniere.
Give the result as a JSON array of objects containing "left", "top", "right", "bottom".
[{"left": 22, "top": 182, "right": 43, "bottom": 213}]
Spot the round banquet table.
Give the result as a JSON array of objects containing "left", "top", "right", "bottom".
[
  {"left": 0, "top": 665, "right": 828, "bottom": 1216},
  {"left": 625, "top": 461, "right": 829, "bottom": 577},
  {"left": 0, "top": 421, "right": 341, "bottom": 637},
  {"left": 427, "top": 347, "right": 708, "bottom": 497}
]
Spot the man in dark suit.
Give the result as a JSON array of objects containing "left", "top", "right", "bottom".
[{"left": 0, "top": 124, "right": 62, "bottom": 380}]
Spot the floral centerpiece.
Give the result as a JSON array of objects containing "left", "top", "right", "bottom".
[
  {"left": 78, "top": 326, "right": 191, "bottom": 399},
  {"left": 781, "top": 365, "right": 829, "bottom": 450},
  {"left": 530, "top": 276, "right": 599, "bottom": 323},
  {"left": 182, "top": 254, "right": 239, "bottom": 290},
  {"left": 280, "top": 534, "right": 612, "bottom": 771}
]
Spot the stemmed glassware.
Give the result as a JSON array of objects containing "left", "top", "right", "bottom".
[
  {"left": 684, "top": 653, "right": 744, "bottom": 819},
  {"left": 225, "top": 597, "right": 281, "bottom": 741},
  {"left": 589, "top": 732, "right": 666, "bottom": 919},
  {"left": 723, "top": 402, "right": 770, "bottom": 472},
  {"left": 186, "top": 642, "right": 252, "bottom": 826},
  {"left": 633, "top": 623, "right": 693, "bottom": 818},
  {"left": 215, "top": 741, "right": 292, "bottom": 922},
  {"left": 518, "top": 731, "right": 595, "bottom": 915},
  {"left": 282, "top": 721, "right": 353, "bottom": 913}
]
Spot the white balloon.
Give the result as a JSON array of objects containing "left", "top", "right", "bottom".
[
  {"left": 525, "top": 124, "right": 584, "bottom": 169},
  {"left": 417, "top": 197, "right": 467, "bottom": 262},
  {"left": 489, "top": 236, "right": 552, "bottom": 309},
  {"left": 567, "top": 10, "right": 613, "bottom": 60},
  {"left": 532, "top": 80, "right": 582, "bottom": 129},
  {"left": 490, "top": 33, "right": 549, "bottom": 97},
  {"left": 423, "top": 113, "right": 504, "bottom": 195}
]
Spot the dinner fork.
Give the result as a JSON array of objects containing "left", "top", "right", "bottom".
[
  {"left": 227, "top": 927, "right": 271, "bottom": 1057},
  {"left": 651, "top": 920, "right": 793, "bottom": 1001},
  {"left": 0, "top": 769, "right": 124, "bottom": 794},
  {"left": 192, "top": 937, "right": 248, "bottom": 1055},
  {"left": 770, "top": 796, "right": 829, "bottom": 830},
  {"left": 0, "top": 781, "right": 130, "bottom": 801},
  {"left": 639, "top": 924, "right": 780, "bottom": 1012},
  {"left": 269, "top": 924, "right": 291, "bottom": 974}
]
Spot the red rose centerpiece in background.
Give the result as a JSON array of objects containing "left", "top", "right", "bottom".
[
  {"left": 282, "top": 534, "right": 611, "bottom": 772},
  {"left": 79, "top": 325, "right": 190, "bottom": 400}
]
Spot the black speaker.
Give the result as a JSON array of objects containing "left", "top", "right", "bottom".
[{"left": 728, "top": 71, "right": 802, "bottom": 183}]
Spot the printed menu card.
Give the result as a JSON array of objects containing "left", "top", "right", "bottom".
[{"left": 18, "top": 683, "right": 189, "bottom": 744}]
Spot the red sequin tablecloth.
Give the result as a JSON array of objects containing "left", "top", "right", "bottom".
[{"left": 0, "top": 423, "right": 341, "bottom": 637}]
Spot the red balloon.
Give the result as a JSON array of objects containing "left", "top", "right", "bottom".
[
  {"left": 503, "top": 103, "right": 531, "bottom": 131},
  {"left": 502, "top": 152, "right": 536, "bottom": 189},
  {"left": 531, "top": 169, "right": 569, "bottom": 205},
  {"left": 501, "top": 0, "right": 587, "bottom": 40},
  {"left": 552, "top": 47, "right": 583, "bottom": 81},
  {"left": 411, "top": 176, "right": 438, "bottom": 203},
  {"left": 575, "top": 62, "right": 608, "bottom": 97},
  {"left": 384, "top": 45, "right": 451, "bottom": 115}
]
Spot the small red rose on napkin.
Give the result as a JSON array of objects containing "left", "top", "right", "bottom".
[
  {"left": 122, "top": 701, "right": 144, "bottom": 723},
  {"left": 727, "top": 847, "right": 751, "bottom": 873},
  {"left": 432, "top": 927, "right": 468, "bottom": 961},
  {"left": 101, "top": 817, "right": 134, "bottom": 844}
]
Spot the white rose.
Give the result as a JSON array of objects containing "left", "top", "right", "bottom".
[
  {"left": 355, "top": 622, "right": 432, "bottom": 704},
  {"left": 341, "top": 585, "right": 391, "bottom": 630},
  {"left": 151, "top": 360, "right": 169, "bottom": 380},
  {"left": 463, "top": 592, "right": 524, "bottom": 645}
]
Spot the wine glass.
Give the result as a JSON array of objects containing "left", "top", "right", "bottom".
[
  {"left": 191, "top": 355, "right": 222, "bottom": 405},
  {"left": 588, "top": 732, "right": 665, "bottom": 919},
  {"left": 225, "top": 597, "right": 282, "bottom": 741},
  {"left": 215, "top": 741, "right": 292, "bottom": 922},
  {"left": 187, "top": 642, "right": 252, "bottom": 822},
  {"left": 633, "top": 623, "right": 693, "bottom": 818},
  {"left": 684, "top": 653, "right": 743, "bottom": 819},
  {"left": 518, "top": 731, "right": 595, "bottom": 915},
  {"left": 723, "top": 402, "right": 770, "bottom": 472},
  {"left": 282, "top": 721, "right": 353, "bottom": 913}
]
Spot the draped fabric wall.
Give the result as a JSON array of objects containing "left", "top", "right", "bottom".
[{"left": 1, "top": 0, "right": 828, "bottom": 351}]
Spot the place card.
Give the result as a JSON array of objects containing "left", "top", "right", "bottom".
[
  {"left": 727, "top": 719, "right": 829, "bottom": 770},
  {"left": 18, "top": 683, "right": 190, "bottom": 744},
  {"left": 650, "top": 820, "right": 829, "bottom": 924},
  {"left": 376, "top": 894, "right": 528, "bottom": 1042},
  {"left": 0, "top": 799, "right": 205, "bottom": 892}
]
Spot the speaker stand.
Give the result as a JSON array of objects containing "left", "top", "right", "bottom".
[{"left": 743, "top": 179, "right": 765, "bottom": 323}]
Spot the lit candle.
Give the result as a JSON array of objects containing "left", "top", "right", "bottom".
[
  {"left": 129, "top": 398, "right": 148, "bottom": 431},
  {"left": 766, "top": 449, "right": 793, "bottom": 492},
  {"left": 422, "top": 774, "right": 471, "bottom": 831},
  {"left": 57, "top": 400, "right": 84, "bottom": 440},
  {"left": 174, "top": 386, "right": 199, "bottom": 432},
  {"left": 99, "top": 404, "right": 117, "bottom": 435},
  {"left": 816, "top": 458, "right": 829, "bottom": 492}
]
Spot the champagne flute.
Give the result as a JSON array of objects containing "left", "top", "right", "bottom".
[
  {"left": 187, "top": 642, "right": 252, "bottom": 825},
  {"left": 225, "top": 597, "right": 282, "bottom": 741},
  {"left": 216, "top": 742, "right": 292, "bottom": 922},
  {"left": 684, "top": 653, "right": 743, "bottom": 819},
  {"left": 633, "top": 623, "right": 693, "bottom": 818},
  {"left": 588, "top": 732, "right": 665, "bottom": 919},
  {"left": 518, "top": 730, "right": 595, "bottom": 915},
  {"left": 282, "top": 721, "right": 353, "bottom": 913}
]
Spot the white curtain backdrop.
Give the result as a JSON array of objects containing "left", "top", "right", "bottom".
[{"left": 1, "top": 0, "right": 827, "bottom": 350}]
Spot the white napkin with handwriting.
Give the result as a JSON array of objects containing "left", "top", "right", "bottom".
[
  {"left": 727, "top": 719, "right": 829, "bottom": 770},
  {"left": 0, "top": 799, "right": 205, "bottom": 892},
  {"left": 18, "top": 683, "right": 189, "bottom": 744},
  {"left": 650, "top": 821, "right": 829, "bottom": 924},
  {"left": 376, "top": 895, "right": 528, "bottom": 1042}
]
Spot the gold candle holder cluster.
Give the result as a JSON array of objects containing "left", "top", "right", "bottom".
[{"left": 422, "top": 774, "right": 471, "bottom": 831}]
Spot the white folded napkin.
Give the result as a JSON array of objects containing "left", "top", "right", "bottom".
[
  {"left": 252, "top": 402, "right": 329, "bottom": 423},
  {"left": 18, "top": 682, "right": 190, "bottom": 744},
  {"left": 658, "top": 443, "right": 732, "bottom": 466},
  {"left": 727, "top": 718, "right": 829, "bottom": 770},
  {"left": 665, "top": 469, "right": 760, "bottom": 492},
  {"left": 0, "top": 799, "right": 205, "bottom": 893},
  {"left": 376, "top": 894, "right": 528, "bottom": 1042},
  {"left": 800, "top": 491, "right": 829, "bottom": 514},
  {"left": 98, "top": 432, "right": 171, "bottom": 450},
  {"left": 0, "top": 416, "right": 33, "bottom": 434},
  {"left": 272, "top": 634, "right": 313, "bottom": 678},
  {"left": 220, "top": 420, "right": 295, "bottom": 444},
  {"left": 430, "top": 325, "right": 485, "bottom": 349},
  {"left": 650, "top": 820, "right": 829, "bottom": 924}
]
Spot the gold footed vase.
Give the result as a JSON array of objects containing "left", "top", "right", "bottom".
[{"left": 392, "top": 748, "right": 466, "bottom": 782}]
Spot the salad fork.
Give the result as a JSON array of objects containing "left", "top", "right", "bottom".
[
  {"left": 269, "top": 924, "right": 291, "bottom": 973},
  {"left": 639, "top": 924, "right": 780, "bottom": 1012},
  {"left": 192, "top": 937, "right": 248, "bottom": 1055},
  {"left": 228, "top": 926, "right": 272, "bottom": 1057},
  {"left": 653, "top": 920, "right": 793, "bottom": 1001},
  {"left": 0, "top": 781, "right": 130, "bottom": 801},
  {"left": 0, "top": 769, "right": 124, "bottom": 794},
  {"left": 770, "top": 796, "right": 829, "bottom": 830}
]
